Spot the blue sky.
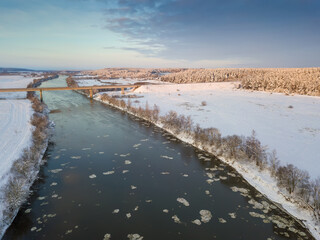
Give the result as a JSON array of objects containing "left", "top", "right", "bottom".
[{"left": 0, "top": 0, "right": 319, "bottom": 70}]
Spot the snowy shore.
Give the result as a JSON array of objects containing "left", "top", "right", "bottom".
[
  {"left": 85, "top": 80, "right": 320, "bottom": 239},
  {"left": 0, "top": 75, "right": 50, "bottom": 238}
]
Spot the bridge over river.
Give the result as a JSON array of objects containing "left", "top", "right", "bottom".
[{"left": 0, "top": 84, "right": 140, "bottom": 101}]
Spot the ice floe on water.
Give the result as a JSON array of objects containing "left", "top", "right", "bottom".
[
  {"left": 126, "top": 213, "right": 131, "bottom": 219},
  {"left": 134, "top": 206, "right": 139, "bottom": 211},
  {"left": 99, "top": 152, "right": 104, "bottom": 154},
  {"left": 133, "top": 143, "right": 141, "bottom": 148},
  {"left": 182, "top": 174, "right": 188, "bottom": 177},
  {"left": 230, "top": 186, "right": 250, "bottom": 197},
  {"left": 192, "top": 219, "right": 202, "bottom": 225},
  {"left": 206, "top": 172, "right": 215, "bottom": 178},
  {"left": 160, "top": 155, "right": 173, "bottom": 160},
  {"left": 127, "top": 233, "right": 143, "bottom": 240},
  {"left": 163, "top": 209, "right": 169, "bottom": 213},
  {"left": 89, "top": 174, "right": 97, "bottom": 179},
  {"left": 172, "top": 215, "right": 181, "bottom": 224},
  {"left": 228, "top": 212, "right": 236, "bottom": 219},
  {"left": 227, "top": 172, "right": 237, "bottom": 177},
  {"left": 145, "top": 200, "right": 152, "bottom": 203},
  {"left": 71, "top": 156, "right": 81, "bottom": 159},
  {"left": 37, "top": 196, "right": 46, "bottom": 201},
  {"left": 112, "top": 209, "right": 119, "bottom": 214},
  {"left": 103, "top": 171, "right": 115, "bottom": 175},
  {"left": 65, "top": 229, "right": 72, "bottom": 235},
  {"left": 52, "top": 194, "right": 58, "bottom": 198},
  {"left": 218, "top": 218, "right": 227, "bottom": 223},
  {"left": 103, "top": 233, "right": 111, "bottom": 240},
  {"left": 140, "top": 139, "right": 148, "bottom": 142},
  {"left": 25, "top": 208, "right": 31, "bottom": 214},
  {"left": 125, "top": 160, "right": 132, "bottom": 165},
  {"left": 131, "top": 185, "right": 137, "bottom": 190},
  {"left": 82, "top": 148, "right": 91, "bottom": 151},
  {"left": 200, "top": 210, "right": 212, "bottom": 223},
  {"left": 206, "top": 179, "right": 214, "bottom": 184},
  {"left": 161, "top": 172, "right": 170, "bottom": 175},
  {"left": 205, "top": 190, "right": 210, "bottom": 195},
  {"left": 50, "top": 169, "right": 63, "bottom": 174},
  {"left": 120, "top": 153, "right": 130, "bottom": 157},
  {"left": 122, "top": 170, "right": 129, "bottom": 174},
  {"left": 249, "top": 211, "right": 266, "bottom": 219},
  {"left": 50, "top": 182, "right": 58, "bottom": 186},
  {"left": 176, "top": 198, "right": 190, "bottom": 207}
]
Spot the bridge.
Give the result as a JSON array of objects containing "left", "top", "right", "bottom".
[{"left": 0, "top": 85, "right": 140, "bottom": 102}]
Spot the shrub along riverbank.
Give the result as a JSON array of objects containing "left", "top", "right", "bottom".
[
  {"left": 96, "top": 92, "right": 320, "bottom": 238},
  {"left": 0, "top": 81, "right": 52, "bottom": 238},
  {"left": 66, "top": 76, "right": 320, "bottom": 238}
]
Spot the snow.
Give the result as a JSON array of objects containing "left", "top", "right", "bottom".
[
  {"left": 75, "top": 77, "right": 165, "bottom": 87},
  {"left": 130, "top": 82, "right": 320, "bottom": 178},
  {"left": 0, "top": 74, "right": 34, "bottom": 237},
  {"left": 76, "top": 79, "right": 104, "bottom": 86},
  {"left": 95, "top": 81, "right": 320, "bottom": 238},
  {"left": 0, "top": 75, "right": 35, "bottom": 99}
]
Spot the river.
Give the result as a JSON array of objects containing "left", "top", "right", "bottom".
[{"left": 3, "top": 76, "right": 313, "bottom": 239}]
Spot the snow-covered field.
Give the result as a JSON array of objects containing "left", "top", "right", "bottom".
[
  {"left": 75, "top": 77, "right": 165, "bottom": 87},
  {"left": 0, "top": 75, "right": 36, "bottom": 99},
  {"left": 0, "top": 75, "right": 34, "bottom": 236},
  {"left": 129, "top": 82, "right": 320, "bottom": 179},
  {"left": 95, "top": 81, "right": 320, "bottom": 239}
]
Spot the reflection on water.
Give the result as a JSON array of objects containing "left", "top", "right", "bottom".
[{"left": 3, "top": 76, "right": 313, "bottom": 240}]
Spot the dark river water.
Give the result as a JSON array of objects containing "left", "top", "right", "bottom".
[{"left": 3, "top": 76, "right": 313, "bottom": 240}]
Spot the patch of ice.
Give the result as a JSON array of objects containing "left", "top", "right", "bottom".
[
  {"left": 103, "top": 171, "right": 115, "bottom": 175},
  {"left": 177, "top": 198, "right": 190, "bottom": 207},
  {"left": 89, "top": 174, "right": 97, "bottom": 179},
  {"left": 127, "top": 233, "right": 143, "bottom": 240},
  {"left": 219, "top": 218, "right": 227, "bottom": 223},
  {"left": 163, "top": 209, "right": 169, "bottom": 213},
  {"left": 71, "top": 156, "right": 81, "bottom": 159},
  {"left": 122, "top": 170, "right": 129, "bottom": 174},
  {"left": 25, "top": 209, "right": 31, "bottom": 214},
  {"left": 103, "top": 233, "right": 111, "bottom": 240},
  {"left": 200, "top": 210, "right": 212, "bottom": 223},
  {"left": 161, "top": 172, "right": 170, "bottom": 175},
  {"left": 125, "top": 160, "right": 132, "bottom": 165},
  {"left": 50, "top": 169, "right": 63, "bottom": 174},
  {"left": 112, "top": 209, "right": 119, "bottom": 214},
  {"left": 160, "top": 155, "right": 173, "bottom": 160},
  {"left": 131, "top": 185, "right": 137, "bottom": 190},
  {"left": 172, "top": 215, "right": 181, "bottom": 224},
  {"left": 126, "top": 213, "right": 131, "bottom": 219},
  {"left": 133, "top": 144, "right": 141, "bottom": 148},
  {"left": 192, "top": 219, "right": 202, "bottom": 225},
  {"left": 120, "top": 153, "right": 130, "bottom": 157}
]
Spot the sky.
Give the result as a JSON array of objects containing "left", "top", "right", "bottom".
[{"left": 0, "top": 0, "right": 319, "bottom": 70}]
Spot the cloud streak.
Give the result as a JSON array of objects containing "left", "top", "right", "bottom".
[{"left": 101, "top": 0, "right": 320, "bottom": 67}]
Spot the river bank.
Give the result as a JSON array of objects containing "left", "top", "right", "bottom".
[
  {"left": 0, "top": 74, "right": 52, "bottom": 238},
  {"left": 86, "top": 85, "right": 320, "bottom": 239}
]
